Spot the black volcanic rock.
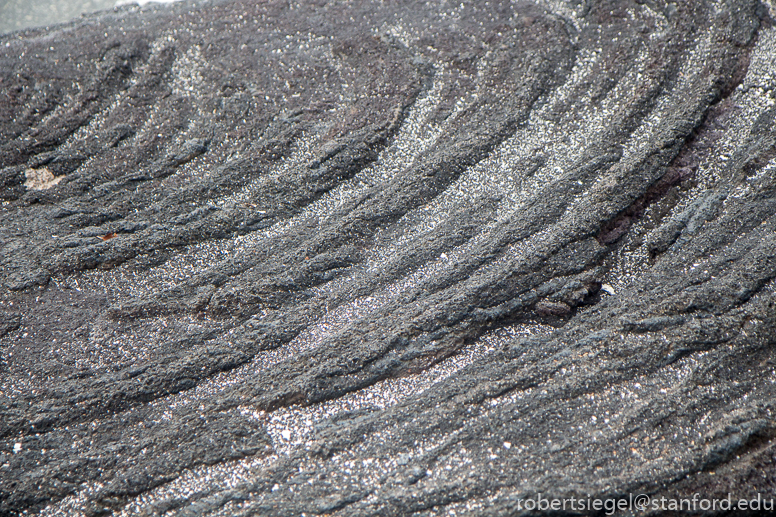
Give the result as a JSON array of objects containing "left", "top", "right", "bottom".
[{"left": 1, "top": 0, "right": 776, "bottom": 515}]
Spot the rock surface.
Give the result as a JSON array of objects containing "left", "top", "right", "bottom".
[{"left": 1, "top": 0, "right": 776, "bottom": 514}]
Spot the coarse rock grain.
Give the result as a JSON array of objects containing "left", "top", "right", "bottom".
[{"left": 1, "top": 0, "right": 776, "bottom": 515}]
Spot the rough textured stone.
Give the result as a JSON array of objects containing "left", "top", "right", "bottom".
[{"left": 1, "top": 0, "right": 776, "bottom": 514}]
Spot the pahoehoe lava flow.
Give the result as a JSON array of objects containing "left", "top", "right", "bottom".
[{"left": 1, "top": 0, "right": 776, "bottom": 514}]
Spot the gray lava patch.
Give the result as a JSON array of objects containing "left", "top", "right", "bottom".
[{"left": 2, "top": 0, "right": 776, "bottom": 515}]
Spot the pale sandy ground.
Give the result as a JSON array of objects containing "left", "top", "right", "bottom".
[{"left": 0, "top": 0, "right": 179, "bottom": 34}]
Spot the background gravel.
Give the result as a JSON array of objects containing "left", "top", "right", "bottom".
[{"left": 0, "top": 0, "right": 176, "bottom": 35}]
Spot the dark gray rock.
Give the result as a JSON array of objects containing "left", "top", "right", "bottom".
[{"left": 1, "top": 0, "right": 776, "bottom": 515}]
